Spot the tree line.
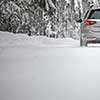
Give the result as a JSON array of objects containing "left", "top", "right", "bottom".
[{"left": 0, "top": 0, "right": 99, "bottom": 38}]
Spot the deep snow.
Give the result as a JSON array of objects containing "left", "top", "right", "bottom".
[
  {"left": 0, "top": 31, "right": 79, "bottom": 48},
  {"left": 0, "top": 32, "right": 100, "bottom": 100}
]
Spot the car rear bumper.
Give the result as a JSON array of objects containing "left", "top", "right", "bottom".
[
  {"left": 87, "top": 39, "right": 100, "bottom": 43},
  {"left": 81, "top": 36, "right": 100, "bottom": 46}
]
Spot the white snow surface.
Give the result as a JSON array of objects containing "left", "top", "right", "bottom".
[
  {"left": 0, "top": 31, "right": 100, "bottom": 100},
  {"left": 0, "top": 31, "right": 79, "bottom": 48}
]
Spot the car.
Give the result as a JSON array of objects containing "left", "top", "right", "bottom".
[{"left": 78, "top": 5, "right": 100, "bottom": 46}]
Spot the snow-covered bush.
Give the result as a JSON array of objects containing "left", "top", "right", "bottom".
[{"left": 0, "top": 0, "right": 99, "bottom": 39}]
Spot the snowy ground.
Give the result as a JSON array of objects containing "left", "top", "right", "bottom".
[{"left": 0, "top": 31, "right": 100, "bottom": 100}]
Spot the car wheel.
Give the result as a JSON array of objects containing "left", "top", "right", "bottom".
[
  {"left": 85, "top": 42, "right": 88, "bottom": 47},
  {"left": 80, "top": 37, "right": 83, "bottom": 46}
]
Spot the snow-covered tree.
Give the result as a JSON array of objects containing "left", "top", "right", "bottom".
[{"left": 0, "top": 0, "right": 100, "bottom": 39}]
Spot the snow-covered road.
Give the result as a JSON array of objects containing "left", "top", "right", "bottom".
[{"left": 0, "top": 32, "right": 100, "bottom": 100}]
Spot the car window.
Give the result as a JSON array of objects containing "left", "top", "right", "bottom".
[{"left": 88, "top": 9, "right": 100, "bottom": 19}]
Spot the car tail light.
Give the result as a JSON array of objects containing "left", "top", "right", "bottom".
[{"left": 84, "top": 20, "right": 96, "bottom": 26}]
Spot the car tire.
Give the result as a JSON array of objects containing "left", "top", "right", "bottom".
[
  {"left": 80, "top": 37, "right": 83, "bottom": 46},
  {"left": 85, "top": 42, "right": 87, "bottom": 47}
]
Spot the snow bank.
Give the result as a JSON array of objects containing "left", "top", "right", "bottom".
[{"left": 0, "top": 31, "right": 79, "bottom": 47}]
